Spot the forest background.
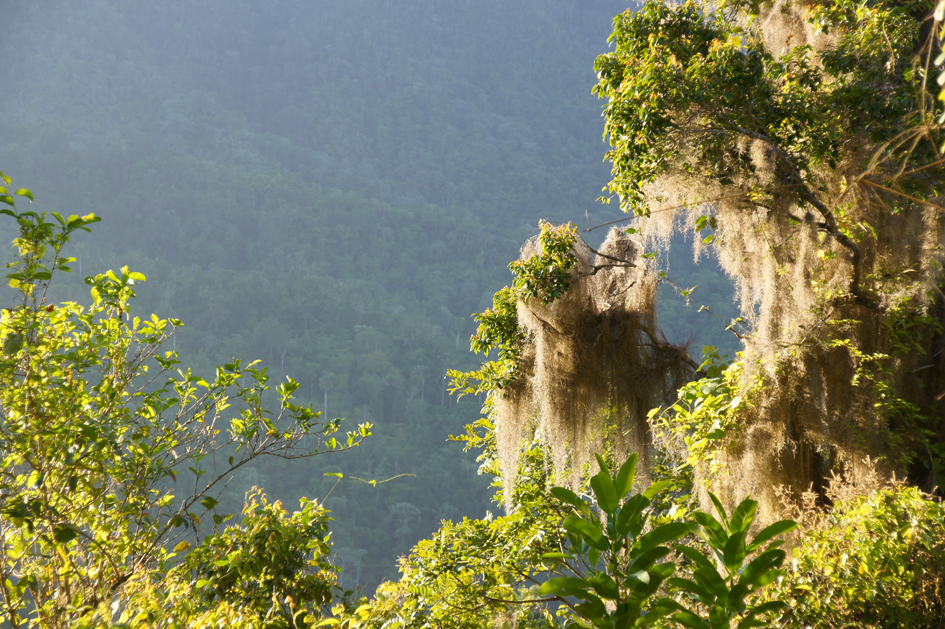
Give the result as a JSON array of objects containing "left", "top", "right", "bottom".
[{"left": 0, "top": 0, "right": 740, "bottom": 591}]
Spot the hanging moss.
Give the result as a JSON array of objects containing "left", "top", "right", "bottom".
[
  {"left": 453, "top": 224, "right": 695, "bottom": 508},
  {"left": 594, "top": 0, "right": 945, "bottom": 520}
]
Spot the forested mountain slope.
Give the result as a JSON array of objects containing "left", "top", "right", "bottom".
[{"left": 0, "top": 0, "right": 735, "bottom": 589}]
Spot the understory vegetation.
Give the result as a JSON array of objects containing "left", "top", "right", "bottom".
[{"left": 2, "top": 0, "right": 945, "bottom": 626}]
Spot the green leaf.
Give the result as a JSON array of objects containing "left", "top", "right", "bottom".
[
  {"left": 739, "top": 549, "right": 786, "bottom": 587},
  {"left": 541, "top": 552, "right": 573, "bottom": 559},
  {"left": 640, "top": 599, "right": 687, "bottom": 625},
  {"left": 723, "top": 530, "right": 747, "bottom": 575},
  {"left": 614, "top": 452, "right": 638, "bottom": 500},
  {"left": 637, "top": 522, "right": 693, "bottom": 553},
  {"left": 694, "top": 511, "right": 729, "bottom": 551},
  {"left": 674, "top": 544, "right": 715, "bottom": 573},
  {"left": 200, "top": 496, "right": 219, "bottom": 510},
  {"left": 625, "top": 570, "right": 650, "bottom": 585},
  {"left": 667, "top": 577, "right": 714, "bottom": 604},
  {"left": 590, "top": 460, "right": 619, "bottom": 513},
  {"left": 728, "top": 498, "right": 758, "bottom": 534},
  {"left": 628, "top": 547, "right": 671, "bottom": 573},
  {"left": 587, "top": 572, "right": 620, "bottom": 599},
  {"left": 747, "top": 519, "right": 796, "bottom": 552},
  {"left": 14, "top": 189, "right": 33, "bottom": 201},
  {"left": 550, "top": 486, "right": 593, "bottom": 517},
  {"left": 616, "top": 493, "right": 648, "bottom": 537},
  {"left": 692, "top": 565, "right": 729, "bottom": 601},
  {"left": 642, "top": 479, "right": 672, "bottom": 500},
  {"left": 737, "top": 601, "right": 785, "bottom": 629},
  {"left": 707, "top": 493, "right": 730, "bottom": 531},
  {"left": 562, "top": 515, "right": 609, "bottom": 550},
  {"left": 53, "top": 523, "right": 80, "bottom": 545},
  {"left": 539, "top": 576, "right": 590, "bottom": 596},
  {"left": 673, "top": 611, "right": 712, "bottom": 629},
  {"left": 573, "top": 595, "right": 608, "bottom": 621}
]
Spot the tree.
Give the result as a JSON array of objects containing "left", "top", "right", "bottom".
[
  {"left": 0, "top": 176, "right": 370, "bottom": 628},
  {"left": 454, "top": 0, "right": 945, "bottom": 523}
]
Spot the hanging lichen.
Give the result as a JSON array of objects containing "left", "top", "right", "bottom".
[
  {"left": 451, "top": 222, "right": 695, "bottom": 508},
  {"left": 592, "top": 0, "right": 945, "bottom": 521}
]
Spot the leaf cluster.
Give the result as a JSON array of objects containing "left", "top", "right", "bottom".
[{"left": 0, "top": 180, "right": 369, "bottom": 627}]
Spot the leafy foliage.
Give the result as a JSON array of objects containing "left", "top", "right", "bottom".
[
  {"left": 0, "top": 181, "right": 368, "bottom": 627},
  {"left": 176, "top": 489, "right": 336, "bottom": 628},
  {"left": 538, "top": 453, "right": 692, "bottom": 629},
  {"left": 669, "top": 495, "right": 796, "bottom": 629},
  {"left": 649, "top": 350, "right": 757, "bottom": 485},
  {"left": 769, "top": 486, "right": 945, "bottom": 629},
  {"left": 449, "top": 221, "right": 580, "bottom": 396}
]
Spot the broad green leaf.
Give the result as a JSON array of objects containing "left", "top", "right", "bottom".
[
  {"left": 14, "top": 189, "right": 33, "bottom": 201},
  {"left": 667, "top": 577, "right": 714, "bottom": 603},
  {"left": 747, "top": 519, "right": 797, "bottom": 552},
  {"left": 541, "top": 552, "right": 573, "bottom": 559},
  {"left": 739, "top": 549, "right": 786, "bottom": 586},
  {"left": 723, "top": 530, "right": 747, "bottom": 575},
  {"left": 590, "top": 467, "right": 619, "bottom": 514},
  {"left": 628, "top": 547, "right": 671, "bottom": 573},
  {"left": 200, "top": 496, "right": 219, "bottom": 510},
  {"left": 728, "top": 498, "right": 758, "bottom": 534},
  {"left": 594, "top": 452, "right": 612, "bottom": 477},
  {"left": 614, "top": 452, "right": 638, "bottom": 499},
  {"left": 637, "top": 522, "right": 693, "bottom": 553},
  {"left": 625, "top": 570, "right": 650, "bottom": 585},
  {"left": 587, "top": 572, "right": 620, "bottom": 599},
  {"left": 726, "top": 581, "right": 751, "bottom": 610},
  {"left": 693, "top": 565, "right": 729, "bottom": 601},
  {"left": 573, "top": 595, "right": 608, "bottom": 621},
  {"left": 694, "top": 511, "right": 729, "bottom": 551},
  {"left": 707, "top": 492, "right": 730, "bottom": 531},
  {"left": 737, "top": 600, "right": 785, "bottom": 629},
  {"left": 648, "top": 561, "right": 676, "bottom": 580},
  {"left": 642, "top": 479, "right": 672, "bottom": 500},
  {"left": 550, "top": 486, "right": 592, "bottom": 517},
  {"left": 539, "top": 576, "right": 590, "bottom": 596},
  {"left": 675, "top": 544, "right": 714, "bottom": 573},
  {"left": 616, "top": 493, "right": 648, "bottom": 537},
  {"left": 53, "top": 523, "right": 80, "bottom": 545},
  {"left": 673, "top": 611, "right": 712, "bottom": 629},
  {"left": 562, "top": 515, "right": 608, "bottom": 550},
  {"left": 640, "top": 599, "right": 687, "bottom": 625}
]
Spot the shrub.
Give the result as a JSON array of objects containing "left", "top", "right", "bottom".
[{"left": 771, "top": 486, "right": 945, "bottom": 628}]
